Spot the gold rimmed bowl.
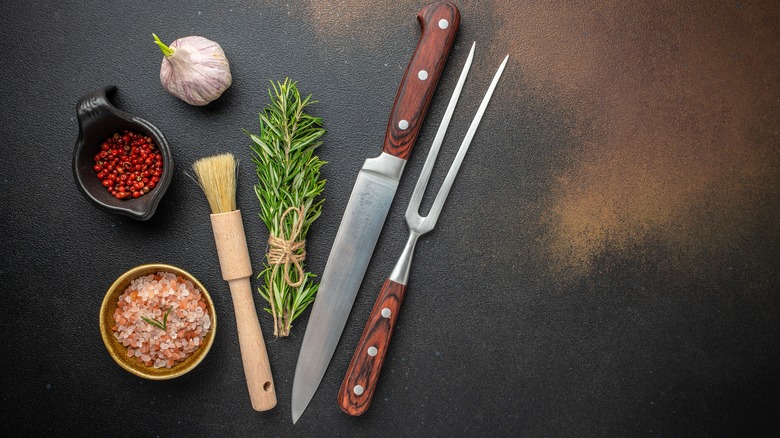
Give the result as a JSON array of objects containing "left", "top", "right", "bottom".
[{"left": 99, "top": 264, "right": 217, "bottom": 380}]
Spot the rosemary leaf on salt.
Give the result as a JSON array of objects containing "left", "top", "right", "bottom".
[
  {"left": 246, "top": 78, "right": 326, "bottom": 337},
  {"left": 141, "top": 306, "right": 172, "bottom": 331}
]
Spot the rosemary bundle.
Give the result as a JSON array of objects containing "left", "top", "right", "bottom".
[{"left": 247, "top": 79, "right": 326, "bottom": 337}]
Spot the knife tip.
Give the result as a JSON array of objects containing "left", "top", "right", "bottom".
[
  {"left": 291, "top": 380, "right": 314, "bottom": 425},
  {"left": 291, "top": 407, "right": 302, "bottom": 425}
]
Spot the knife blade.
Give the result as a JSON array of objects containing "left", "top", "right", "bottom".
[{"left": 292, "top": 1, "right": 460, "bottom": 424}]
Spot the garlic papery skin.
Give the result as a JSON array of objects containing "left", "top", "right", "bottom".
[{"left": 154, "top": 34, "right": 232, "bottom": 106}]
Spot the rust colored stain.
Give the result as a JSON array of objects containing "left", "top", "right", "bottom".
[
  {"left": 491, "top": 1, "right": 780, "bottom": 276},
  {"left": 296, "top": 1, "right": 780, "bottom": 278},
  {"left": 294, "top": 0, "right": 418, "bottom": 46}
]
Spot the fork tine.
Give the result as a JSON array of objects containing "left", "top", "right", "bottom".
[
  {"left": 389, "top": 51, "right": 508, "bottom": 286},
  {"left": 405, "top": 42, "right": 475, "bottom": 224},
  {"left": 423, "top": 54, "right": 509, "bottom": 228}
]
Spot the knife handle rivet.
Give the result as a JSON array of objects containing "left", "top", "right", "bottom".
[
  {"left": 367, "top": 346, "right": 378, "bottom": 357},
  {"left": 418, "top": 70, "right": 429, "bottom": 80},
  {"left": 398, "top": 120, "right": 409, "bottom": 130},
  {"left": 354, "top": 385, "right": 365, "bottom": 396},
  {"left": 438, "top": 18, "right": 449, "bottom": 29},
  {"left": 381, "top": 308, "right": 392, "bottom": 318}
]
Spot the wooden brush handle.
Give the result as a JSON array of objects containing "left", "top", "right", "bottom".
[
  {"left": 211, "top": 210, "right": 277, "bottom": 411},
  {"left": 227, "top": 277, "right": 276, "bottom": 411},
  {"left": 338, "top": 279, "right": 407, "bottom": 416}
]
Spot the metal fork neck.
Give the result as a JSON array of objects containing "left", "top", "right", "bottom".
[{"left": 388, "top": 230, "right": 422, "bottom": 285}]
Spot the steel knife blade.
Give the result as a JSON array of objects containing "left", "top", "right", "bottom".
[{"left": 292, "top": 1, "right": 460, "bottom": 424}]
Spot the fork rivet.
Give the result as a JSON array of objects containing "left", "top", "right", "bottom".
[
  {"left": 418, "top": 70, "right": 428, "bottom": 80},
  {"left": 381, "top": 308, "right": 392, "bottom": 318},
  {"left": 438, "top": 19, "right": 449, "bottom": 29},
  {"left": 367, "top": 346, "right": 378, "bottom": 356},
  {"left": 398, "top": 120, "right": 409, "bottom": 130},
  {"left": 353, "top": 385, "right": 365, "bottom": 396}
]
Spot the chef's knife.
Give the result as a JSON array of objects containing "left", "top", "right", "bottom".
[{"left": 292, "top": 1, "right": 460, "bottom": 424}]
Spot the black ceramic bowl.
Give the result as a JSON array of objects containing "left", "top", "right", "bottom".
[{"left": 73, "top": 86, "right": 173, "bottom": 221}]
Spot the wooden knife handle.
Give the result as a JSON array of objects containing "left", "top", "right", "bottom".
[
  {"left": 338, "top": 279, "right": 407, "bottom": 416},
  {"left": 382, "top": 1, "right": 460, "bottom": 160}
]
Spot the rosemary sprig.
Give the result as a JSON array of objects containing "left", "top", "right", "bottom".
[
  {"left": 246, "top": 78, "right": 326, "bottom": 337},
  {"left": 141, "top": 306, "right": 172, "bottom": 331}
]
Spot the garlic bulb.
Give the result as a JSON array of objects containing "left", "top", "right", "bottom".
[{"left": 153, "top": 34, "right": 232, "bottom": 106}]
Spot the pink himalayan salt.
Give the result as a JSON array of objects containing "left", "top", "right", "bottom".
[{"left": 112, "top": 271, "right": 210, "bottom": 369}]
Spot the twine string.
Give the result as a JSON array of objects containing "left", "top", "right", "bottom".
[{"left": 267, "top": 206, "right": 307, "bottom": 288}]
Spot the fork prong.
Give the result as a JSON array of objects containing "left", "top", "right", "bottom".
[
  {"left": 405, "top": 42, "right": 475, "bottom": 226},
  {"left": 414, "top": 54, "right": 509, "bottom": 232}
]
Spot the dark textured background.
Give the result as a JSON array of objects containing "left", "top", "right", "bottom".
[{"left": 1, "top": 0, "right": 778, "bottom": 436}]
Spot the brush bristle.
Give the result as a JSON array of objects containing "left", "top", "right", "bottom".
[{"left": 192, "top": 153, "right": 237, "bottom": 214}]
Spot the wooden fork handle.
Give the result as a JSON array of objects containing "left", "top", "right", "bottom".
[{"left": 338, "top": 279, "right": 407, "bottom": 416}]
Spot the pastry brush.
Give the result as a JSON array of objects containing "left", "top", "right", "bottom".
[{"left": 192, "top": 152, "right": 276, "bottom": 411}]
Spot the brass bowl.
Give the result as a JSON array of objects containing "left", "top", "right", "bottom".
[{"left": 99, "top": 264, "right": 217, "bottom": 379}]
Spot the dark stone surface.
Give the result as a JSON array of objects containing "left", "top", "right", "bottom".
[{"left": 1, "top": 1, "right": 778, "bottom": 436}]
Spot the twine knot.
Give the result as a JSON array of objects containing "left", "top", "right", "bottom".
[{"left": 267, "top": 206, "right": 306, "bottom": 287}]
